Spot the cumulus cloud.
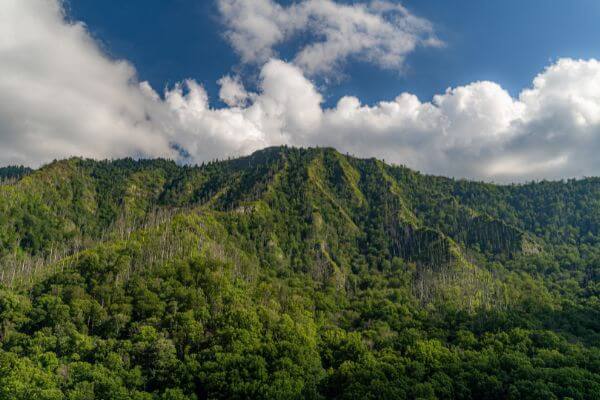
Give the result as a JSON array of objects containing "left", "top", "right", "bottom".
[
  {"left": 4, "top": 0, "right": 600, "bottom": 182},
  {"left": 154, "top": 60, "right": 323, "bottom": 162},
  {"left": 158, "top": 57, "right": 600, "bottom": 181},
  {"left": 217, "top": 0, "right": 441, "bottom": 75},
  {"left": 0, "top": 0, "right": 175, "bottom": 166},
  {"left": 313, "top": 59, "right": 600, "bottom": 180},
  {"left": 218, "top": 75, "right": 250, "bottom": 107}
]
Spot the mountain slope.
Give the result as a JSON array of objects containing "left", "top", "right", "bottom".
[{"left": 0, "top": 147, "right": 599, "bottom": 399}]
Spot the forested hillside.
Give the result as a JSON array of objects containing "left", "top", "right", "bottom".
[
  {"left": 0, "top": 146, "right": 599, "bottom": 399},
  {"left": 0, "top": 165, "right": 31, "bottom": 183}
]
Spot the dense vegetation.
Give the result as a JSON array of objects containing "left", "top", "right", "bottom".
[
  {"left": 0, "top": 165, "right": 31, "bottom": 183},
  {"left": 0, "top": 146, "right": 599, "bottom": 399}
]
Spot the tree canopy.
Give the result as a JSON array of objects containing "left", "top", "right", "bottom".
[{"left": 0, "top": 147, "right": 599, "bottom": 399}]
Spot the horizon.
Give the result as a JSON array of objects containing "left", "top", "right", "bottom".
[{"left": 4, "top": 144, "right": 600, "bottom": 186}]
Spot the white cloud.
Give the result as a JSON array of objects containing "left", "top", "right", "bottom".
[
  {"left": 4, "top": 0, "right": 600, "bottom": 182},
  {"left": 218, "top": 75, "right": 250, "bottom": 107},
  {"left": 217, "top": 0, "right": 440, "bottom": 75},
  {"left": 153, "top": 60, "right": 323, "bottom": 162},
  {"left": 309, "top": 59, "right": 600, "bottom": 181},
  {"left": 0, "top": 0, "right": 175, "bottom": 166},
  {"left": 149, "top": 56, "right": 600, "bottom": 182}
]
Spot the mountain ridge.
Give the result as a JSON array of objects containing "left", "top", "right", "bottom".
[
  {"left": 0, "top": 146, "right": 599, "bottom": 399},
  {"left": 0, "top": 146, "right": 576, "bottom": 299}
]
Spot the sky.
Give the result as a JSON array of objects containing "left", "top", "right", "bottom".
[{"left": 2, "top": 0, "right": 600, "bottom": 182}]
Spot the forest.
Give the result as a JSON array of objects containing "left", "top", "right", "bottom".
[{"left": 0, "top": 146, "right": 599, "bottom": 399}]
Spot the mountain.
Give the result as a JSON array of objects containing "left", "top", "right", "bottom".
[{"left": 0, "top": 146, "right": 599, "bottom": 399}]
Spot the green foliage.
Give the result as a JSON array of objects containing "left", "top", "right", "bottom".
[
  {"left": 0, "top": 165, "right": 32, "bottom": 183},
  {"left": 1, "top": 147, "right": 600, "bottom": 398}
]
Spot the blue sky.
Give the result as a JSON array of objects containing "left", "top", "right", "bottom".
[
  {"left": 67, "top": 0, "right": 600, "bottom": 106},
  {"left": 3, "top": 0, "right": 600, "bottom": 181}
]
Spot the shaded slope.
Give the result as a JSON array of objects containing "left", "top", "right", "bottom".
[{"left": 0, "top": 147, "right": 551, "bottom": 294}]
